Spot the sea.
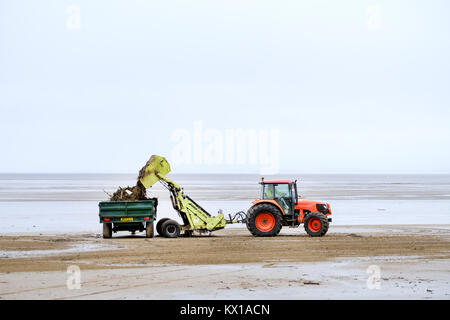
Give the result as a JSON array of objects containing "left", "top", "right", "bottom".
[{"left": 0, "top": 174, "right": 449, "bottom": 234}]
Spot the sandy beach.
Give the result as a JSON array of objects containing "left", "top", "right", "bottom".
[{"left": 0, "top": 225, "right": 449, "bottom": 299}]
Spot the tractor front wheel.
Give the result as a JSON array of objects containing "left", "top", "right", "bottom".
[
  {"left": 246, "top": 204, "right": 282, "bottom": 237},
  {"left": 304, "top": 212, "right": 329, "bottom": 237}
]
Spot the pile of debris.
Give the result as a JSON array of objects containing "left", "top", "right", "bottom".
[{"left": 109, "top": 181, "right": 148, "bottom": 201}]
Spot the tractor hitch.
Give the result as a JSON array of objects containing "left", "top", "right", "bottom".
[{"left": 225, "top": 211, "right": 247, "bottom": 224}]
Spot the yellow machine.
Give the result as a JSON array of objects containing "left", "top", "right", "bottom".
[{"left": 139, "top": 155, "right": 245, "bottom": 237}]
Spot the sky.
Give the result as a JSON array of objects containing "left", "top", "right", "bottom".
[{"left": 0, "top": 0, "right": 449, "bottom": 174}]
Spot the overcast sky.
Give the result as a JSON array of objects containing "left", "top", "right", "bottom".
[{"left": 0, "top": 0, "right": 449, "bottom": 174}]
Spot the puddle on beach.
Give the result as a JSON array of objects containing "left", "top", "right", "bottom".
[{"left": 0, "top": 242, "right": 109, "bottom": 259}]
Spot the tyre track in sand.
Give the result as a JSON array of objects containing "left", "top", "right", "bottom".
[
  {"left": 0, "top": 266, "right": 189, "bottom": 297},
  {"left": 53, "top": 268, "right": 245, "bottom": 300}
]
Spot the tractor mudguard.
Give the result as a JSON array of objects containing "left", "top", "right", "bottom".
[{"left": 251, "top": 199, "right": 285, "bottom": 215}]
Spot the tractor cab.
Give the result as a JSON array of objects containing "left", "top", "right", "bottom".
[{"left": 260, "top": 178, "right": 298, "bottom": 216}]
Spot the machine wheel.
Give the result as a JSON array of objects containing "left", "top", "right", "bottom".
[
  {"left": 304, "top": 212, "right": 329, "bottom": 237},
  {"left": 246, "top": 203, "right": 282, "bottom": 237},
  {"left": 103, "top": 223, "right": 112, "bottom": 239},
  {"left": 161, "top": 219, "right": 180, "bottom": 238},
  {"left": 145, "top": 221, "right": 154, "bottom": 238},
  {"left": 183, "top": 230, "right": 194, "bottom": 237},
  {"left": 156, "top": 218, "right": 171, "bottom": 236}
]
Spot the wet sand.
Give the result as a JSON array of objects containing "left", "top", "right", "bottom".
[{"left": 1, "top": 225, "right": 449, "bottom": 299}]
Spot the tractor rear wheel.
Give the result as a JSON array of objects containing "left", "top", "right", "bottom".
[
  {"left": 304, "top": 212, "right": 329, "bottom": 237},
  {"left": 161, "top": 219, "right": 180, "bottom": 238},
  {"left": 246, "top": 203, "right": 282, "bottom": 237},
  {"left": 156, "top": 218, "right": 171, "bottom": 236}
]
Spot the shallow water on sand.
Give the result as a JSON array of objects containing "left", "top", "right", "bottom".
[{"left": 0, "top": 174, "right": 449, "bottom": 234}]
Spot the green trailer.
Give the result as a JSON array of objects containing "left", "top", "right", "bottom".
[{"left": 99, "top": 199, "right": 157, "bottom": 238}]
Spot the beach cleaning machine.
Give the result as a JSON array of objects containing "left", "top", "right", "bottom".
[{"left": 138, "top": 155, "right": 246, "bottom": 238}]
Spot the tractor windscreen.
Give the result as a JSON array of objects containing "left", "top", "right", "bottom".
[
  {"left": 262, "top": 183, "right": 291, "bottom": 200},
  {"left": 274, "top": 184, "right": 290, "bottom": 198}
]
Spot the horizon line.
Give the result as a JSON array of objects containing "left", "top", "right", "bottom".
[{"left": 1, "top": 172, "right": 450, "bottom": 175}]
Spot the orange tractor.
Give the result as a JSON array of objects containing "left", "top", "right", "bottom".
[{"left": 246, "top": 178, "right": 332, "bottom": 237}]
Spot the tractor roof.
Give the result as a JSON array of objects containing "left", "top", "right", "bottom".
[{"left": 262, "top": 179, "right": 293, "bottom": 184}]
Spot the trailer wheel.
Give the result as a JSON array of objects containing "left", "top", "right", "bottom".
[
  {"left": 246, "top": 203, "right": 282, "bottom": 237},
  {"left": 304, "top": 212, "right": 329, "bottom": 237},
  {"left": 156, "top": 218, "right": 171, "bottom": 236},
  {"left": 103, "top": 223, "right": 112, "bottom": 239},
  {"left": 145, "top": 221, "right": 154, "bottom": 238},
  {"left": 161, "top": 220, "right": 180, "bottom": 238}
]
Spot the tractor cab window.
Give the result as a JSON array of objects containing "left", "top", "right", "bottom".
[
  {"left": 262, "top": 184, "right": 274, "bottom": 199},
  {"left": 274, "top": 183, "right": 293, "bottom": 215},
  {"left": 262, "top": 183, "right": 291, "bottom": 200},
  {"left": 274, "top": 184, "right": 290, "bottom": 199}
]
